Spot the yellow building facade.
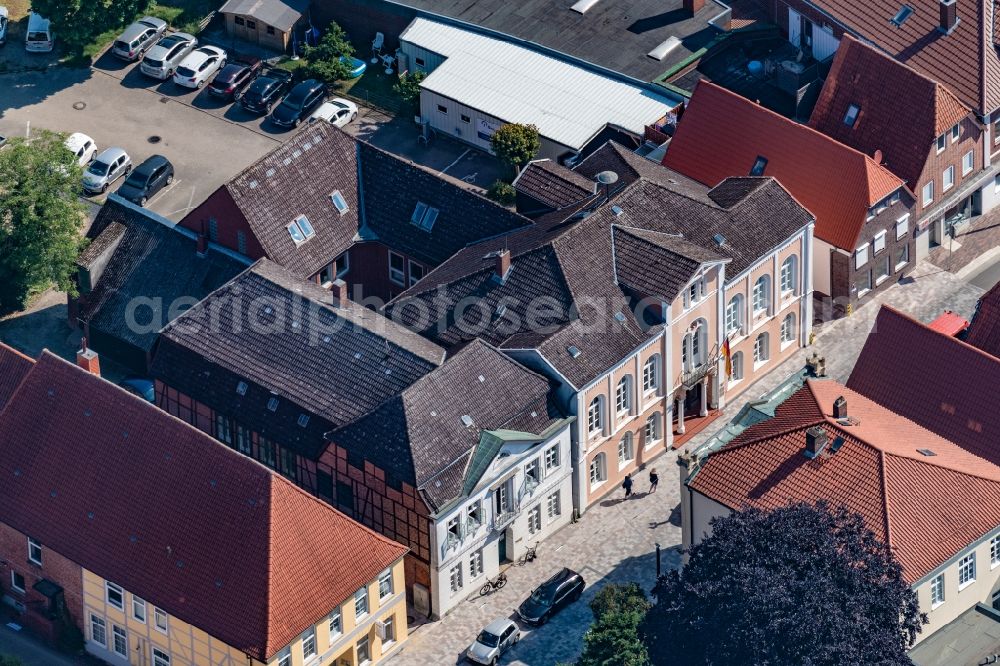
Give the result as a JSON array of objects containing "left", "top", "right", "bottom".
[{"left": 82, "top": 559, "right": 408, "bottom": 666}]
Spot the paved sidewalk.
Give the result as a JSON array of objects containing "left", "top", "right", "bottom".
[
  {"left": 0, "top": 624, "right": 90, "bottom": 666},
  {"left": 388, "top": 261, "right": 983, "bottom": 666}
]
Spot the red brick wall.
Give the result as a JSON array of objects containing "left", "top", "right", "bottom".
[
  {"left": 0, "top": 523, "right": 83, "bottom": 642},
  {"left": 348, "top": 241, "right": 429, "bottom": 303},
  {"left": 178, "top": 188, "right": 265, "bottom": 258},
  {"left": 914, "top": 116, "right": 983, "bottom": 218}
]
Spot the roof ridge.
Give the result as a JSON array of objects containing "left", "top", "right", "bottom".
[
  {"left": 877, "top": 448, "right": 895, "bottom": 554},
  {"left": 879, "top": 304, "right": 1000, "bottom": 367}
]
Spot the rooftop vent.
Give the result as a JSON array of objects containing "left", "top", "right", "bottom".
[
  {"left": 570, "top": 0, "right": 601, "bottom": 13},
  {"left": 611, "top": 205, "right": 624, "bottom": 216},
  {"left": 568, "top": 345, "right": 581, "bottom": 358},
  {"left": 248, "top": 180, "right": 259, "bottom": 189},
  {"left": 804, "top": 426, "right": 828, "bottom": 459},
  {"left": 833, "top": 396, "right": 847, "bottom": 419},
  {"left": 713, "top": 233, "right": 726, "bottom": 246},
  {"left": 461, "top": 415, "right": 474, "bottom": 427},
  {"left": 890, "top": 4, "right": 914, "bottom": 27},
  {"left": 648, "top": 36, "right": 682, "bottom": 61},
  {"left": 614, "top": 312, "right": 627, "bottom": 323},
  {"left": 917, "top": 448, "right": 937, "bottom": 457},
  {"left": 265, "top": 168, "right": 275, "bottom": 178}
]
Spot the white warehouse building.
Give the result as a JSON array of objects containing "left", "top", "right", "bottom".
[{"left": 398, "top": 17, "right": 683, "bottom": 163}]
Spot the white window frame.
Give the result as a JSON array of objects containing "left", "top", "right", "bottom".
[
  {"left": 106, "top": 581, "right": 124, "bottom": 611},
  {"left": 547, "top": 490, "right": 561, "bottom": 518},
  {"left": 930, "top": 573, "right": 945, "bottom": 609},
  {"left": 873, "top": 230, "right": 886, "bottom": 255},
  {"left": 752, "top": 276, "right": 770, "bottom": 315},
  {"left": 729, "top": 351, "right": 744, "bottom": 384},
  {"left": 278, "top": 649, "right": 292, "bottom": 666},
  {"left": 302, "top": 627, "right": 317, "bottom": 660},
  {"left": 527, "top": 504, "right": 542, "bottom": 534},
  {"left": 963, "top": 150, "right": 974, "bottom": 175},
  {"left": 992, "top": 535, "right": 1000, "bottom": 569},
  {"left": 895, "top": 214, "right": 909, "bottom": 241},
  {"left": 951, "top": 123, "right": 960, "bottom": 142},
  {"left": 449, "top": 564, "right": 463, "bottom": 593},
  {"left": 958, "top": 552, "right": 976, "bottom": 590},
  {"left": 544, "top": 445, "right": 559, "bottom": 471},
  {"left": 943, "top": 165, "right": 955, "bottom": 192},
  {"left": 90, "top": 614, "right": 107, "bottom": 647},
  {"left": 753, "top": 333, "right": 769, "bottom": 368},
  {"left": 10, "top": 570, "right": 24, "bottom": 593},
  {"left": 112, "top": 625, "right": 128, "bottom": 658},
  {"left": 154, "top": 607, "right": 168, "bottom": 634},
  {"left": 388, "top": 251, "right": 406, "bottom": 286},
  {"left": 936, "top": 134, "right": 946, "bottom": 154},
  {"left": 644, "top": 413, "right": 662, "bottom": 446},
  {"left": 330, "top": 190, "right": 349, "bottom": 215},
  {"left": 618, "top": 432, "right": 634, "bottom": 469},
  {"left": 642, "top": 355, "right": 659, "bottom": 393},
  {"left": 152, "top": 647, "right": 171, "bottom": 666},
  {"left": 357, "top": 635, "right": 371, "bottom": 665},
  {"left": 843, "top": 103, "right": 860, "bottom": 127},
  {"left": 726, "top": 294, "right": 744, "bottom": 336},
  {"left": 329, "top": 610, "right": 342, "bottom": 640},
  {"left": 408, "top": 260, "right": 425, "bottom": 287},
  {"left": 469, "top": 550, "right": 484, "bottom": 578},
  {"left": 355, "top": 587, "right": 369, "bottom": 619},
  {"left": 587, "top": 396, "right": 604, "bottom": 436},
  {"left": 780, "top": 256, "right": 796, "bottom": 295},
  {"left": 133, "top": 597, "right": 146, "bottom": 623},
  {"left": 615, "top": 376, "right": 632, "bottom": 415},
  {"left": 922, "top": 180, "right": 934, "bottom": 206},
  {"left": 780, "top": 313, "right": 796, "bottom": 347},
  {"left": 589, "top": 453, "right": 607, "bottom": 487},
  {"left": 27, "top": 538, "right": 42, "bottom": 566},
  {"left": 855, "top": 243, "right": 869, "bottom": 269},
  {"left": 378, "top": 569, "right": 393, "bottom": 599},
  {"left": 895, "top": 242, "right": 910, "bottom": 271}
]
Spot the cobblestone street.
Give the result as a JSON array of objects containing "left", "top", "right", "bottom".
[{"left": 388, "top": 260, "right": 984, "bottom": 666}]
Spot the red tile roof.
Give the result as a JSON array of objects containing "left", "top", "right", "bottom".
[
  {"left": 0, "top": 343, "right": 33, "bottom": 412},
  {"left": 808, "top": 34, "right": 972, "bottom": 190},
  {"left": 964, "top": 282, "right": 1000, "bottom": 357},
  {"left": 927, "top": 311, "right": 969, "bottom": 337},
  {"left": 0, "top": 352, "right": 407, "bottom": 660},
  {"left": 662, "top": 81, "right": 906, "bottom": 250},
  {"left": 689, "top": 379, "right": 1000, "bottom": 580},
  {"left": 847, "top": 305, "right": 1000, "bottom": 466}
]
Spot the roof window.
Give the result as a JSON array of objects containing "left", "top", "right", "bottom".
[
  {"left": 843, "top": 104, "right": 860, "bottom": 127},
  {"left": 410, "top": 202, "right": 439, "bottom": 231},
  {"left": 236, "top": 381, "right": 248, "bottom": 396},
  {"left": 749, "top": 156, "right": 768, "bottom": 176},
  {"left": 267, "top": 397, "right": 279, "bottom": 412},
  {"left": 297, "top": 414, "right": 310, "bottom": 427},
  {"left": 890, "top": 4, "right": 914, "bottom": 27},
  {"left": 287, "top": 215, "right": 315, "bottom": 244},
  {"left": 330, "top": 190, "right": 349, "bottom": 215}
]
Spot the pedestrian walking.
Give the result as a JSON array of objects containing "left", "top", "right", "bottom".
[
  {"left": 649, "top": 467, "right": 659, "bottom": 494},
  {"left": 623, "top": 473, "right": 634, "bottom": 498}
]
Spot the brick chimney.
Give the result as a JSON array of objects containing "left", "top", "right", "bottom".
[
  {"left": 332, "top": 278, "right": 349, "bottom": 308},
  {"left": 804, "top": 426, "right": 828, "bottom": 459},
  {"left": 939, "top": 0, "right": 959, "bottom": 34},
  {"left": 684, "top": 0, "right": 705, "bottom": 14},
  {"left": 76, "top": 337, "right": 101, "bottom": 377},
  {"left": 196, "top": 221, "right": 208, "bottom": 257},
  {"left": 833, "top": 396, "right": 848, "bottom": 419},
  {"left": 495, "top": 249, "right": 511, "bottom": 281}
]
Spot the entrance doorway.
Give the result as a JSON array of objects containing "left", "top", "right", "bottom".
[{"left": 498, "top": 532, "right": 508, "bottom": 562}]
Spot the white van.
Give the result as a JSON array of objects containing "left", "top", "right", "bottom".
[{"left": 25, "top": 12, "right": 54, "bottom": 53}]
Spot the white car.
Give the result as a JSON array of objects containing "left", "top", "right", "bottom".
[
  {"left": 65, "top": 133, "right": 98, "bottom": 167},
  {"left": 0, "top": 7, "right": 9, "bottom": 46},
  {"left": 310, "top": 98, "right": 358, "bottom": 128},
  {"left": 172, "top": 45, "right": 226, "bottom": 89}
]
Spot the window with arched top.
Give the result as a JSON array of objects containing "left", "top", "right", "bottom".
[
  {"left": 589, "top": 453, "right": 607, "bottom": 486},
  {"left": 730, "top": 352, "right": 744, "bottom": 382},
  {"left": 780, "top": 256, "right": 798, "bottom": 295},
  {"left": 780, "top": 312, "right": 797, "bottom": 345},
  {"left": 644, "top": 412, "right": 662, "bottom": 445},
  {"left": 753, "top": 275, "right": 771, "bottom": 314},
  {"left": 643, "top": 355, "right": 660, "bottom": 393},
  {"left": 587, "top": 396, "right": 604, "bottom": 435},
  {"left": 615, "top": 375, "right": 632, "bottom": 414},
  {"left": 753, "top": 333, "right": 770, "bottom": 365},
  {"left": 618, "top": 432, "right": 634, "bottom": 467},
  {"left": 726, "top": 294, "right": 744, "bottom": 336}
]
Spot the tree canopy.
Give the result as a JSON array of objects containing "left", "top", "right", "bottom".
[
  {"left": 641, "top": 502, "right": 925, "bottom": 666},
  {"left": 30, "top": 0, "right": 152, "bottom": 52},
  {"left": 303, "top": 23, "right": 356, "bottom": 85},
  {"left": 578, "top": 583, "right": 651, "bottom": 666},
  {"left": 0, "top": 131, "right": 88, "bottom": 313},
  {"left": 490, "top": 123, "right": 540, "bottom": 178}
]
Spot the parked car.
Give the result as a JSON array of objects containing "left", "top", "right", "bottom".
[
  {"left": 116, "top": 154, "right": 173, "bottom": 206},
  {"left": 208, "top": 57, "right": 262, "bottom": 100},
  {"left": 270, "top": 79, "right": 326, "bottom": 128},
  {"left": 24, "top": 12, "right": 54, "bottom": 53},
  {"left": 82, "top": 147, "right": 131, "bottom": 195},
  {"left": 0, "top": 7, "right": 9, "bottom": 47},
  {"left": 173, "top": 45, "right": 226, "bottom": 89},
  {"left": 111, "top": 16, "right": 167, "bottom": 61},
  {"left": 119, "top": 377, "right": 155, "bottom": 402},
  {"left": 240, "top": 68, "right": 293, "bottom": 115},
  {"left": 140, "top": 32, "right": 197, "bottom": 79},
  {"left": 309, "top": 98, "right": 358, "bottom": 128},
  {"left": 516, "top": 568, "right": 585, "bottom": 626},
  {"left": 466, "top": 618, "right": 520, "bottom": 665},
  {"left": 65, "top": 133, "right": 98, "bottom": 167}
]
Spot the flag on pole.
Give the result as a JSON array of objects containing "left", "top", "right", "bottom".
[{"left": 722, "top": 337, "right": 732, "bottom": 378}]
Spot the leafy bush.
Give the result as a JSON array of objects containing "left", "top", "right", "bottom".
[
  {"left": 490, "top": 123, "right": 540, "bottom": 178},
  {"left": 302, "top": 22, "right": 355, "bottom": 84},
  {"left": 487, "top": 180, "right": 516, "bottom": 206}
]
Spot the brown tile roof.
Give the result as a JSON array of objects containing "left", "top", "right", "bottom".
[
  {"left": 0, "top": 342, "right": 33, "bottom": 411},
  {"left": 0, "top": 352, "right": 406, "bottom": 660},
  {"left": 964, "top": 282, "right": 1000, "bottom": 356},
  {"left": 662, "top": 81, "right": 905, "bottom": 251},
  {"left": 612, "top": 225, "right": 728, "bottom": 300},
  {"left": 514, "top": 160, "right": 597, "bottom": 210},
  {"left": 689, "top": 379, "right": 1000, "bottom": 580},
  {"left": 804, "top": 0, "right": 1000, "bottom": 114},
  {"left": 151, "top": 259, "right": 444, "bottom": 459},
  {"left": 808, "top": 34, "right": 972, "bottom": 190},
  {"left": 847, "top": 305, "right": 1000, "bottom": 465}
]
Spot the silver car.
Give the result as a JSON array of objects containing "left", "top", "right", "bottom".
[
  {"left": 82, "top": 147, "right": 131, "bottom": 195},
  {"left": 140, "top": 32, "right": 197, "bottom": 79},
  {"left": 466, "top": 618, "right": 520, "bottom": 665},
  {"left": 111, "top": 16, "right": 167, "bottom": 61}
]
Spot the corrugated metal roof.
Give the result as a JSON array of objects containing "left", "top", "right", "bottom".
[{"left": 400, "top": 18, "right": 681, "bottom": 151}]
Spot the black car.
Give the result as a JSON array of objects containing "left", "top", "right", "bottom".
[
  {"left": 208, "top": 58, "right": 262, "bottom": 100},
  {"left": 116, "top": 155, "right": 174, "bottom": 207},
  {"left": 516, "top": 568, "right": 585, "bottom": 626},
  {"left": 240, "top": 68, "right": 294, "bottom": 115},
  {"left": 270, "top": 79, "right": 327, "bottom": 128}
]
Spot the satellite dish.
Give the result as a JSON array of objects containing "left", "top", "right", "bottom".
[{"left": 596, "top": 171, "right": 619, "bottom": 185}]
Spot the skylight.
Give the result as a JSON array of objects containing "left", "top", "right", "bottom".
[
  {"left": 843, "top": 103, "right": 860, "bottom": 127},
  {"left": 297, "top": 414, "right": 310, "bottom": 427},
  {"left": 648, "top": 36, "right": 682, "bottom": 61},
  {"left": 287, "top": 215, "right": 315, "bottom": 244},
  {"left": 330, "top": 190, "right": 349, "bottom": 215},
  {"left": 570, "top": 0, "right": 601, "bottom": 13},
  {"left": 410, "top": 202, "right": 439, "bottom": 231},
  {"left": 749, "top": 156, "right": 768, "bottom": 176},
  {"left": 236, "top": 381, "right": 248, "bottom": 396},
  {"left": 267, "top": 397, "right": 279, "bottom": 412},
  {"left": 890, "top": 4, "right": 914, "bottom": 27}
]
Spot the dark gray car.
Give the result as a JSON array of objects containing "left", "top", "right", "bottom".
[
  {"left": 117, "top": 155, "right": 174, "bottom": 206},
  {"left": 516, "top": 568, "right": 585, "bottom": 626},
  {"left": 112, "top": 16, "right": 167, "bottom": 61}
]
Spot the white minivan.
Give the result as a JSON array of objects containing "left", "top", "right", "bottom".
[{"left": 25, "top": 12, "right": 54, "bottom": 53}]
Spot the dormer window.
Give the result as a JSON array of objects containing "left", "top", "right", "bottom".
[
  {"left": 749, "top": 156, "right": 767, "bottom": 176},
  {"left": 287, "top": 215, "right": 315, "bottom": 244},
  {"left": 410, "top": 202, "right": 439, "bottom": 231},
  {"left": 843, "top": 104, "right": 860, "bottom": 127},
  {"left": 330, "top": 190, "right": 349, "bottom": 215}
]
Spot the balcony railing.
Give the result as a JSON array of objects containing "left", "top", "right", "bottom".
[
  {"left": 493, "top": 510, "right": 517, "bottom": 532},
  {"left": 679, "top": 344, "right": 720, "bottom": 390}
]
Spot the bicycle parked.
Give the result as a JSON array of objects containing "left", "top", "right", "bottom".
[
  {"left": 480, "top": 571, "right": 507, "bottom": 596},
  {"left": 519, "top": 542, "right": 538, "bottom": 566}
]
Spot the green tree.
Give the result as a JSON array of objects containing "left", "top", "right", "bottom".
[
  {"left": 30, "top": 0, "right": 151, "bottom": 52},
  {"left": 303, "top": 22, "right": 355, "bottom": 85},
  {"left": 578, "top": 584, "right": 651, "bottom": 666},
  {"left": 642, "top": 502, "right": 925, "bottom": 666},
  {"left": 486, "top": 180, "right": 516, "bottom": 206},
  {"left": 393, "top": 70, "right": 426, "bottom": 113},
  {"left": 0, "top": 131, "right": 88, "bottom": 313},
  {"left": 490, "top": 123, "right": 540, "bottom": 178},
  {"left": 0, "top": 654, "right": 24, "bottom": 666}
]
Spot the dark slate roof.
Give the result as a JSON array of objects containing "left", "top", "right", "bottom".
[
  {"left": 215, "top": 123, "right": 362, "bottom": 279},
  {"left": 386, "top": 141, "right": 812, "bottom": 387},
  {"left": 357, "top": 142, "right": 530, "bottom": 266},
  {"left": 151, "top": 259, "right": 445, "bottom": 459},
  {"left": 219, "top": 0, "right": 308, "bottom": 31},
  {"left": 78, "top": 199, "right": 250, "bottom": 355},
  {"left": 386, "top": 0, "right": 726, "bottom": 82},
  {"left": 327, "top": 339, "right": 565, "bottom": 512},
  {"left": 514, "top": 159, "right": 597, "bottom": 209},
  {"left": 612, "top": 225, "right": 726, "bottom": 299}
]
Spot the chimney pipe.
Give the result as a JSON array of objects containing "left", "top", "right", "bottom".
[
  {"left": 804, "top": 426, "right": 828, "bottom": 459},
  {"left": 495, "top": 249, "right": 511, "bottom": 281},
  {"left": 683, "top": 0, "right": 705, "bottom": 14},
  {"left": 76, "top": 337, "right": 101, "bottom": 377},
  {"left": 196, "top": 220, "right": 208, "bottom": 257},
  {"left": 833, "top": 396, "right": 847, "bottom": 419},
  {"left": 331, "top": 278, "right": 348, "bottom": 308},
  {"left": 939, "top": 0, "right": 958, "bottom": 34}
]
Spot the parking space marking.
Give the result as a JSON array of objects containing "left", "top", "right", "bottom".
[
  {"left": 438, "top": 148, "right": 471, "bottom": 176},
  {"left": 146, "top": 178, "right": 181, "bottom": 206}
]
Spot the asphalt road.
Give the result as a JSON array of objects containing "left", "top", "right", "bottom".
[
  {"left": 0, "top": 56, "right": 281, "bottom": 221},
  {"left": 968, "top": 259, "right": 1000, "bottom": 291}
]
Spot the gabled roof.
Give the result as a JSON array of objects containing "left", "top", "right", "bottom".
[
  {"left": 78, "top": 199, "right": 249, "bottom": 357},
  {"left": 0, "top": 352, "right": 406, "bottom": 660},
  {"left": 151, "top": 259, "right": 445, "bottom": 459},
  {"left": 0, "top": 342, "right": 33, "bottom": 411},
  {"left": 514, "top": 159, "right": 597, "bottom": 210},
  {"left": 802, "top": 0, "right": 1000, "bottom": 114},
  {"left": 847, "top": 306, "right": 1000, "bottom": 465},
  {"left": 662, "top": 81, "right": 905, "bottom": 251},
  {"left": 612, "top": 225, "right": 728, "bottom": 300},
  {"left": 219, "top": 0, "right": 308, "bottom": 31},
  {"left": 808, "top": 34, "right": 972, "bottom": 189},
  {"left": 327, "top": 339, "right": 564, "bottom": 512},
  {"left": 964, "top": 282, "right": 1000, "bottom": 357},
  {"left": 689, "top": 379, "right": 1000, "bottom": 580},
  {"left": 386, "top": 141, "right": 811, "bottom": 387}
]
